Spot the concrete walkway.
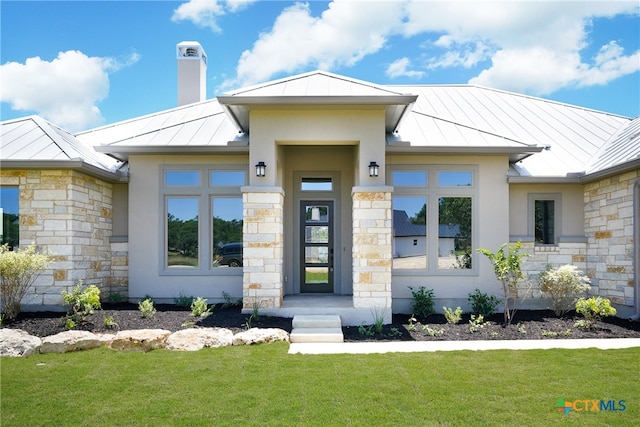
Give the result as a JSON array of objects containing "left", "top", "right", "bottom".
[{"left": 288, "top": 338, "right": 640, "bottom": 354}]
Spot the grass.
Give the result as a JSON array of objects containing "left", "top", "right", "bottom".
[{"left": 1, "top": 344, "right": 638, "bottom": 426}]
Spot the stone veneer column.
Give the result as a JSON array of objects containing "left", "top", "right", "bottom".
[
  {"left": 352, "top": 187, "right": 393, "bottom": 313},
  {"left": 584, "top": 170, "right": 639, "bottom": 306},
  {"left": 241, "top": 187, "right": 284, "bottom": 310}
]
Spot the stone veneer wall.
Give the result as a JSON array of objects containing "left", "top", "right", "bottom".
[
  {"left": 352, "top": 188, "right": 392, "bottom": 314},
  {"left": 1, "top": 170, "right": 119, "bottom": 306},
  {"left": 242, "top": 189, "right": 284, "bottom": 310},
  {"left": 516, "top": 169, "right": 638, "bottom": 307},
  {"left": 518, "top": 242, "right": 588, "bottom": 300},
  {"left": 584, "top": 170, "right": 638, "bottom": 306}
]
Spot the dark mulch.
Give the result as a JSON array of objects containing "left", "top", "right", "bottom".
[{"left": 3, "top": 304, "right": 640, "bottom": 342}]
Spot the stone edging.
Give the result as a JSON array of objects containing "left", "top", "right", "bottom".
[{"left": 0, "top": 327, "right": 290, "bottom": 357}]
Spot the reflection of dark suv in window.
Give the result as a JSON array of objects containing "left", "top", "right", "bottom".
[{"left": 219, "top": 242, "right": 243, "bottom": 267}]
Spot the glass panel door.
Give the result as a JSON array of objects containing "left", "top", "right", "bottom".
[{"left": 300, "top": 201, "right": 333, "bottom": 293}]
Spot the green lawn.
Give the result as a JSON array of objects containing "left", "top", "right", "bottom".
[{"left": 1, "top": 344, "right": 637, "bottom": 426}]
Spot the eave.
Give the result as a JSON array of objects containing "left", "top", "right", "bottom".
[{"left": 1, "top": 160, "right": 127, "bottom": 183}]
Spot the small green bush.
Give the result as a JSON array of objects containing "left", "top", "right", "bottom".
[
  {"left": 174, "top": 293, "right": 194, "bottom": 308},
  {"left": 106, "top": 293, "right": 126, "bottom": 304},
  {"left": 408, "top": 286, "right": 435, "bottom": 320},
  {"left": 443, "top": 306, "right": 463, "bottom": 324},
  {"left": 468, "top": 289, "right": 500, "bottom": 317},
  {"left": 0, "top": 243, "right": 52, "bottom": 320},
  {"left": 539, "top": 264, "right": 590, "bottom": 317},
  {"left": 139, "top": 298, "right": 156, "bottom": 319},
  {"left": 190, "top": 297, "right": 212, "bottom": 318},
  {"left": 61, "top": 281, "right": 101, "bottom": 321},
  {"left": 574, "top": 297, "right": 616, "bottom": 329}
]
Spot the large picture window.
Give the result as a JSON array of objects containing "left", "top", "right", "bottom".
[
  {"left": 162, "top": 166, "right": 245, "bottom": 273},
  {"left": 390, "top": 167, "right": 476, "bottom": 273}
]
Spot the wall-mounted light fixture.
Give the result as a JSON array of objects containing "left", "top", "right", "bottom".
[
  {"left": 368, "top": 161, "right": 380, "bottom": 177},
  {"left": 255, "top": 161, "right": 266, "bottom": 177}
]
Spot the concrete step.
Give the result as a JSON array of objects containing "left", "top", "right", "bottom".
[
  {"left": 290, "top": 327, "right": 344, "bottom": 343},
  {"left": 292, "top": 314, "right": 341, "bottom": 329}
]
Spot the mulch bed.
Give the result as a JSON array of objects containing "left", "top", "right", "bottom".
[{"left": 4, "top": 304, "right": 640, "bottom": 342}]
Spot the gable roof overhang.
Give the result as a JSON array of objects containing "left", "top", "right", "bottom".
[
  {"left": 217, "top": 94, "right": 418, "bottom": 134},
  {"left": 1, "top": 159, "right": 127, "bottom": 183}
]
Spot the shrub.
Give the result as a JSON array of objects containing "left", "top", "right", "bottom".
[
  {"left": 190, "top": 297, "right": 212, "bottom": 318},
  {"left": 139, "top": 298, "right": 156, "bottom": 319},
  {"left": 574, "top": 297, "right": 616, "bottom": 329},
  {"left": 106, "top": 293, "right": 126, "bottom": 304},
  {"left": 443, "top": 306, "right": 463, "bottom": 324},
  {"left": 222, "top": 291, "right": 242, "bottom": 308},
  {"left": 468, "top": 289, "right": 500, "bottom": 317},
  {"left": 103, "top": 315, "right": 119, "bottom": 329},
  {"left": 407, "top": 286, "right": 435, "bottom": 320},
  {"left": 477, "top": 241, "right": 529, "bottom": 325},
  {"left": 174, "top": 293, "right": 194, "bottom": 308},
  {"left": 0, "top": 243, "right": 52, "bottom": 320},
  {"left": 62, "top": 281, "right": 102, "bottom": 321},
  {"left": 539, "top": 264, "right": 590, "bottom": 317}
]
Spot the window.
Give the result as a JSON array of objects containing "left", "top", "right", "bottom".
[
  {"left": 301, "top": 178, "right": 332, "bottom": 191},
  {"left": 167, "top": 198, "right": 199, "bottom": 267},
  {"left": 0, "top": 187, "right": 19, "bottom": 250},
  {"left": 162, "top": 167, "right": 246, "bottom": 273},
  {"left": 438, "top": 197, "right": 472, "bottom": 269},
  {"left": 390, "top": 167, "right": 475, "bottom": 272},
  {"left": 535, "top": 200, "right": 555, "bottom": 244},
  {"left": 392, "top": 197, "right": 426, "bottom": 269},
  {"left": 528, "top": 194, "right": 560, "bottom": 246}
]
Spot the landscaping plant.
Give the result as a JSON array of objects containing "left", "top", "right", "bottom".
[
  {"left": 443, "top": 306, "right": 463, "bottom": 324},
  {"left": 407, "top": 286, "right": 435, "bottom": 320},
  {"left": 539, "top": 264, "right": 590, "bottom": 317},
  {"left": 574, "top": 296, "right": 616, "bottom": 329},
  {"left": 190, "top": 296, "right": 212, "bottom": 318},
  {"left": 174, "top": 293, "right": 194, "bottom": 308},
  {"left": 138, "top": 298, "right": 156, "bottom": 319},
  {"left": 61, "top": 280, "right": 102, "bottom": 321},
  {"left": 477, "top": 241, "right": 529, "bottom": 325},
  {"left": 467, "top": 288, "right": 500, "bottom": 317},
  {"left": 0, "top": 243, "right": 52, "bottom": 320}
]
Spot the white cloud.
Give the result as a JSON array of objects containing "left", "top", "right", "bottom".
[
  {"left": 0, "top": 50, "right": 139, "bottom": 131},
  {"left": 171, "top": 0, "right": 256, "bottom": 32},
  {"left": 404, "top": 1, "right": 640, "bottom": 95},
  {"left": 225, "top": 0, "right": 405, "bottom": 88},
  {"left": 224, "top": 0, "right": 638, "bottom": 96},
  {"left": 386, "top": 57, "right": 425, "bottom": 79}
]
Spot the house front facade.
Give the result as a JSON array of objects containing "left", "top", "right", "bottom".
[{"left": 1, "top": 42, "right": 638, "bottom": 324}]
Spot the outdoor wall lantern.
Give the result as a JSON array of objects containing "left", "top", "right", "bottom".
[
  {"left": 368, "top": 161, "right": 380, "bottom": 177},
  {"left": 255, "top": 161, "right": 266, "bottom": 177}
]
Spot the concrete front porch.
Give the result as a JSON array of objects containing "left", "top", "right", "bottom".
[{"left": 253, "top": 295, "right": 390, "bottom": 326}]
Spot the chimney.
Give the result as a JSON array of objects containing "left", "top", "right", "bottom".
[{"left": 176, "top": 41, "right": 207, "bottom": 106}]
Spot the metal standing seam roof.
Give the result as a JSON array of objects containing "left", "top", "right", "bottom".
[
  {"left": 76, "top": 99, "right": 243, "bottom": 157},
  {"left": 388, "top": 84, "right": 631, "bottom": 177},
  {"left": 585, "top": 116, "right": 640, "bottom": 174},
  {"left": 43, "top": 70, "right": 635, "bottom": 179},
  {"left": 0, "top": 115, "right": 122, "bottom": 174}
]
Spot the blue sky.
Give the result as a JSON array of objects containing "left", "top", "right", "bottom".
[{"left": 1, "top": 0, "right": 639, "bottom": 132}]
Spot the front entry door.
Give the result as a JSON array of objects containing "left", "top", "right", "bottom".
[{"left": 300, "top": 201, "right": 334, "bottom": 293}]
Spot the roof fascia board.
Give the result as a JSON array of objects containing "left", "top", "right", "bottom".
[
  {"left": 386, "top": 145, "right": 542, "bottom": 155},
  {"left": 508, "top": 176, "right": 582, "bottom": 184},
  {"left": 94, "top": 145, "right": 250, "bottom": 159},
  {"left": 217, "top": 95, "right": 417, "bottom": 106},
  {"left": 1, "top": 160, "right": 126, "bottom": 183},
  {"left": 580, "top": 158, "right": 640, "bottom": 183}
]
